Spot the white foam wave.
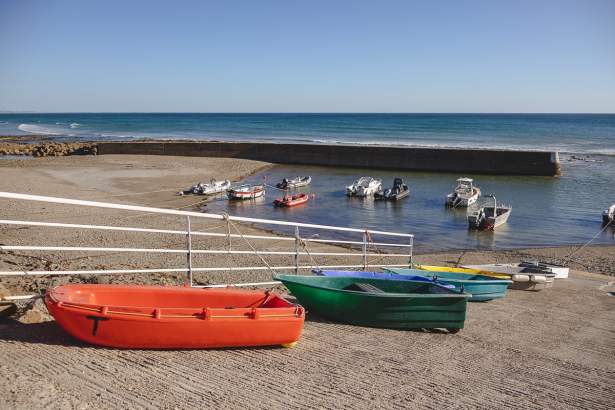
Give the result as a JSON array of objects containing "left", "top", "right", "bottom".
[
  {"left": 69, "top": 122, "right": 80, "bottom": 129},
  {"left": 17, "top": 123, "right": 64, "bottom": 135}
]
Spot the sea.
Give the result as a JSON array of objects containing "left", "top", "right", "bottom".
[{"left": 1, "top": 113, "right": 614, "bottom": 252}]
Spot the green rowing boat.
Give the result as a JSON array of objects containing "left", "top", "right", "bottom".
[
  {"left": 385, "top": 268, "right": 513, "bottom": 302},
  {"left": 274, "top": 274, "right": 471, "bottom": 333}
]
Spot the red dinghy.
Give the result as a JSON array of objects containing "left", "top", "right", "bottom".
[
  {"left": 273, "top": 193, "right": 309, "bottom": 207},
  {"left": 45, "top": 284, "right": 305, "bottom": 349}
]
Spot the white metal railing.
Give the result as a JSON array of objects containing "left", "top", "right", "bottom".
[{"left": 0, "top": 191, "right": 414, "bottom": 290}]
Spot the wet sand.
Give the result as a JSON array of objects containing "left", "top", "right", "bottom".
[{"left": 1, "top": 155, "right": 614, "bottom": 409}]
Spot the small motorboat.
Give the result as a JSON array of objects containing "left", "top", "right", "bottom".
[
  {"left": 414, "top": 264, "right": 555, "bottom": 291},
  {"left": 273, "top": 193, "right": 309, "bottom": 207},
  {"left": 346, "top": 177, "right": 382, "bottom": 197},
  {"left": 313, "top": 269, "right": 456, "bottom": 289},
  {"left": 375, "top": 178, "right": 410, "bottom": 201},
  {"left": 468, "top": 195, "right": 511, "bottom": 230},
  {"left": 45, "top": 284, "right": 305, "bottom": 349},
  {"left": 179, "top": 179, "right": 231, "bottom": 196},
  {"left": 462, "top": 261, "right": 569, "bottom": 279},
  {"left": 276, "top": 176, "right": 311, "bottom": 190},
  {"left": 274, "top": 274, "right": 470, "bottom": 333},
  {"left": 603, "top": 204, "right": 615, "bottom": 224},
  {"left": 385, "top": 268, "right": 512, "bottom": 302},
  {"left": 227, "top": 184, "right": 265, "bottom": 200},
  {"left": 445, "top": 178, "right": 481, "bottom": 207}
]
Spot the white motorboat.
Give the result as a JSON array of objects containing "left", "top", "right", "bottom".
[
  {"left": 375, "top": 178, "right": 410, "bottom": 201},
  {"left": 276, "top": 176, "right": 311, "bottom": 190},
  {"left": 227, "top": 184, "right": 265, "bottom": 200},
  {"left": 603, "top": 204, "right": 615, "bottom": 224},
  {"left": 346, "top": 177, "right": 370, "bottom": 196},
  {"left": 355, "top": 178, "right": 382, "bottom": 197},
  {"left": 468, "top": 195, "right": 511, "bottom": 230},
  {"left": 446, "top": 178, "right": 481, "bottom": 207},
  {"left": 462, "top": 261, "right": 568, "bottom": 279},
  {"left": 179, "top": 179, "right": 231, "bottom": 195}
]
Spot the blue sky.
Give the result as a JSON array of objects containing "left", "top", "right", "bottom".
[{"left": 0, "top": 0, "right": 614, "bottom": 113}]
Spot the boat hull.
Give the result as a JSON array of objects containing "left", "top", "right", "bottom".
[
  {"left": 227, "top": 187, "right": 265, "bottom": 200},
  {"left": 275, "top": 275, "right": 469, "bottom": 331},
  {"left": 385, "top": 268, "right": 512, "bottom": 302},
  {"left": 462, "top": 263, "right": 569, "bottom": 279},
  {"left": 414, "top": 264, "right": 511, "bottom": 279},
  {"left": 45, "top": 285, "right": 304, "bottom": 349}
]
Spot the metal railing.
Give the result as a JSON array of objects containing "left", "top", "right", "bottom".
[{"left": 0, "top": 191, "right": 414, "bottom": 289}]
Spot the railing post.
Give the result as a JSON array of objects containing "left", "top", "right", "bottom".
[
  {"left": 362, "top": 230, "right": 368, "bottom": 270},
  {"left": 294, "top": 226, "right": 300, "bottom": 274},
  {"left": 408, "top": 235, "right": 413, "bottom": 267},
  {"left": 186, "top": 216, "right": 193, "bottom": 286}
]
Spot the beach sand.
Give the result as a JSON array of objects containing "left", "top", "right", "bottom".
[{"left": 1, "top": 155, "right": 614, "bottom": 409}]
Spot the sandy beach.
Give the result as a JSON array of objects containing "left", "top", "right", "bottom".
[{"left": 1, "top": 155, "right": 614, "bottom": 409}]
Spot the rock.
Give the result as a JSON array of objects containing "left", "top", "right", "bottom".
[
  {"left": 0, "top": 285, "right": 10, "bottom": 300},
  {"left": 15, "top": 297, "right": 53, "bottom": 324}
]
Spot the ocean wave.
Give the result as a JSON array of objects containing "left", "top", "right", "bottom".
[
  {"left": 69, "top": 122, "right": 80, "bottom": 128},
  {"left": 17, "top": 123, "right": 64, "bottom": 135}
]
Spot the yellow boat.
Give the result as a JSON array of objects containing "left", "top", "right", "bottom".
[{"left": 414, "top": 264, "right": 512, "bottom": 280}]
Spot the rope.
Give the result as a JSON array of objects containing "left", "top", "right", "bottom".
[
  {"left": 564, "top": 218, "right": 613, "bottom": 263},
  {"left": 299, "top": 238, "right": 320, "bottom": 272},
  {"left": 227, "top": 219, "right": 277, "bottom": 275}
]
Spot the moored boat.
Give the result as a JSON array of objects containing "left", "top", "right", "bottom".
[
  {"left": 227, "top": 184, "right": 265, "bottom": 200},
  {"left": 385, "top": 268, "right": 512, "bottom": 301},
  {"left": 45, "top": 284, "right": 305, "bottom": 349},
  {"left": 346, "top": 177, "right": 382, "bottom": 197},
  {"left": 445, "top": 178, "right": 481, "bottom": 207},
  {"left": 179, "top": 179, "right": 231, "bottom": 196},
  {"left": 313, "top": 269, "right": 455, "bottom": 289},
  {"left": 462, "top": 261, "right": 569, "bottom": 279},
  {"left": 273, "top": 193, "right": 309, "bottom": 207},
  {"left": 274, "top": 274, "right": 470, "bottom": 333},
  {"left": 375, "top": 178, "right": 410, "bottom": 201},
  {"left": 276, "top": 176, "right": 312, "bottom": 190},
  {"left": 414, "top": 264, "right": 512, "bottom": 279},
  {"left": 603, "top": 204, "right": 615, "bottom": 224},
  {"left": 468, "top": 195, "right": 511, "bottom": 230}
]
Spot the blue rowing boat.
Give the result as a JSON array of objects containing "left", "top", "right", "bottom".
[
  {"left": 385, "top": 268, "right": 512, "bottom": 302},
  {"left": 313, "top": 270, "right": 456, "bottom": 289}
]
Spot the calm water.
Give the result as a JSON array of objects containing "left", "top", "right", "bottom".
[
  {"left": 204, "top": 159, "right": 615, "bottom": 252},
  {"left": 1, "top": 113, "right": 613, "bottom": 251}
]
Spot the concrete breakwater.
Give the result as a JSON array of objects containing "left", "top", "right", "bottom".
[{"left": 98, "top": 141, "right": 561, "bottom": 176}]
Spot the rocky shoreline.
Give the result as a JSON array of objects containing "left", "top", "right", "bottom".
[{"left": 0, "top": 136, "right": 97, "bottom": 157}]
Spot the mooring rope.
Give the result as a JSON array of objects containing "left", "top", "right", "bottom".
[{"left": 564, "top": 218, "right": 613, "bottom": 264}]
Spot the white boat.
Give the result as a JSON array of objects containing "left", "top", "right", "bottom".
[
  {"left": 179, "top": 179, "right": 231, "bottom": 196},
  {"left": 603, "top": 204, "right": 615, "bottom": 224},
  {"left": 446, "top": 178, "right": 481, "bottom": 207},
  {"left": 468, "top": 195, "right": 511, "bottom": 230},
  {"left": 227, "top": 184, "right": 265, "bottom": 200},
  {"left": 276, "top": 176, "right": 311, "bottom": 190},
  {"left": 346, "top": 177, "right": 382, "bottom": 197},
  {"left": 462, "top": 261, "right": 569, "bottom": 279}
]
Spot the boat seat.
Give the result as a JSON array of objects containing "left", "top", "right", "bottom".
[{"left": 344, "top": 282, "right": 385, "bottom": 294}]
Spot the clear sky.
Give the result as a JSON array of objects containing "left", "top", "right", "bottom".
[{"left": 0, "top": 0, "right": 614, "bottom": 113}]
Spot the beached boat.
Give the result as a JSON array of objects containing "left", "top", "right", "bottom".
[
  {"left": 45, "top": 284, "right": 305, "bottom": 349},
  {"left": 468, "top": 195, "right": 511, "bottom": 230},
  {"left": 462, "top": 261, "right": 569, "bottom": 279},
  {"left": 346, "top": 177, "right": 382, "bottom": 197},
  {"left": 276, "top": 176, "right": 311, "bottom": 190},
  {"left": 375, "top": 178, "right": 409, "bottom": 201},
  {"left": 313, "top": 269, "right": 455, "bottom": 289},
  {"left": 603, "top": 204, "right": 615, "bottom": 224},
  {"left": 274, "top": 274, "right": 470, "bottom": 332},
  {"left": 227, "top": 184, "right": 265, "bottom": 200},
  {"left": 414, "top": 264, "right": 555, "bottom": 290},
  {"left": 273, "top": 193, "right": 309, "bottom": 207},
  {"left": 445, "top": 178, "right": 481, "bottom": 207},
  {"left": 179, "top": 179, "right": 232, "bottom": 196},
  {"left": 385, "top": 268, "right": 512, "bottom": 301}
]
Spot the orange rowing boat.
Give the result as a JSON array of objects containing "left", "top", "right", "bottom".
[{"left": 45, "top": 284, "right": 305, "bottom": 349}]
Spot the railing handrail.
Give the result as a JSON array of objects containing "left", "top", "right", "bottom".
[{"left": 0, "top": 192, "right": 413, "bottom": 237}]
